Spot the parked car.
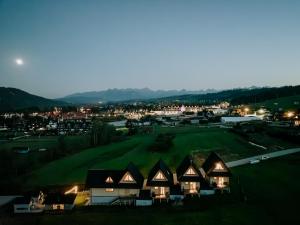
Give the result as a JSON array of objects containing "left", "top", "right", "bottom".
[
  {"left": 249, "top": 159, "right": 260, "bottom": 164},
  {"left": 261, "top": 155, "right": 269, "bottom": 160}
]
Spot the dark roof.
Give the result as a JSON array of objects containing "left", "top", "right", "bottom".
[
  {"left": 202, "top": 152, "right": 231, "bottom": 177},
  {"left": 176, "top": 155, "right": 205, "bottom": 182},
  {"left": 125, "top": 162, "right": 144, "bottom": 187},
  {"left": 85, "top": 163, "right": 144, "bottom": 189},
  {"left": 137, "top": 190, "right": 152, "bottom": 200},
  {"left": 13, "top": 196, "right": 32, "bottom": 205},
  {"left": 44, "top": 193, "right": 76, "bottom": 205},
  {"left": 146, "top": 159, "right": 173, "bottom": 187}
]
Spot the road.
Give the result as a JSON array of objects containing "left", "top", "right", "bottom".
[{"left": 226, "top": 148, "right": 300, "bottom": 168}]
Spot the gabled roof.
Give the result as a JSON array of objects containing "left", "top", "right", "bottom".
[
  {"left": 85, "top": 163, "right": 144, "bottom": 189},
  {"left": 123, "top": 162, "right": 144, "bottom": 187},
  {"left": 202, "top": 152, "right": 231, "bottom": 177},
  {"left": 176, "top": 155, "right": 205, "bottom": 182},
  {"left": 146, "top": 159, "right": 173, "bottom": 187}
]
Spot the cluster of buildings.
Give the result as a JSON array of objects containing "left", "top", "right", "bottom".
[
  {"left": 12, "top": 152, "right": 231, "bottom": 212},
  {"left": 86, "top": 152, "right": 231, "bottom": 206}
]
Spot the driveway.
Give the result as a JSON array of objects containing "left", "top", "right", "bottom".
[{"left": 226, "top": 148, "right": 300, "bottom": 168}]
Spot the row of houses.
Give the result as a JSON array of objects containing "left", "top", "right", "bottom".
[
  {"left": 12, "top": 152, "right": 231, "bottom": 213},
  {"left": 86, "top": 152, "right": 231, "bottom": 206}
]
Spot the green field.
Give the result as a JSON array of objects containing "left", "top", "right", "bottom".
[
  {"left": 0, "top": 135, "right": 91, "bottom": 152},
  {"left": 20, "top": 126, "right": 296, "bottom": 187},
  {"left": 4, "top": 153, "right": 300, "bottom": 225},
  {"left": 252, "top": 94, "right": 300, "bottom": 110}
]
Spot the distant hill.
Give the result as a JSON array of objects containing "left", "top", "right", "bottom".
[
  {"left": 252, "top": 94, "right": 300, "bottom": 110},
  {"left": 0, "top": 87, "right": 68, "bottom": 112},
  {"left": 148, "top": 85, "right": 300, "bottom": 106},
  {"left": 58, "top": 88, "right": 216, "bottom": 104}
]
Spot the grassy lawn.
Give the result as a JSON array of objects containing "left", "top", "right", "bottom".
[
  {"left": 5, "top": 153, "right": 300, "bottom": 225},
  {"left": 0, "top": 135, "right": 91, "bottom": 152},
  {"left": 20, "top": 126, "right": 297, "bottom": 187}
]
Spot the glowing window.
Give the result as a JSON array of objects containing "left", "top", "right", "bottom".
[
  {"left": 154, "top": 187, "right": 158, "bottom": 189},
  {"left": 105, "top": 176, "right": 113, "bottom": 183},
  {"left": 154, "top": 171, "right": 166, "bottom": 180},
  {"left": 215, "top": 163, "right": 224, "bottom": 170},
  {"left": 185, "top": 167, "right": 196, "bottom": 175},
  {"left": 105, "top": 188, "right": 114, "bottom": 192},
  {"left": 217, "top": 177, "right": 225, "bottom": 188},
  {"left": 121, "top": 173, "right": 135, "bottom": 183}
]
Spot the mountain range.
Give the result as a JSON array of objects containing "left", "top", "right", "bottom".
[
  {"left": 57, "top": 88, "right": 216, "bottom": 104},
  {"left": 1, "top": 85, "right": 299, "bottom": 112}
]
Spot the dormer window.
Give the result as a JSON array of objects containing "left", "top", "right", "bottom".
[
  {"left": 153, "top": 171, "right": 166, "bottom": 181},
  {"left": 105, "top": 176, "right": 113, "bottom": 183},
  {"left": 120, "top": 172, "right": 136, "bottom": 183},
  {"left": 185, "top": 167, "right": 197, "bottom": 176},
  {"left": 214, "top": 163, "right": 224, "bottom": 170},
  {"left": 124, "top": 174, "right": 134, "bottom": 182}
]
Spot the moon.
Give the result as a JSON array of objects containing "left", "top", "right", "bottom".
[{"left": 15, "top": 58, "right": 24, "bottom": 65}]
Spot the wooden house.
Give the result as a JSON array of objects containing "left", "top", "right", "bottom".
[
  {"left": 44, "top": 193, "right": 76, "bottom": 211},
  {"left": 202, "top": 152, "right": 231, "bottom": 190},
  {"left": 176, "top": 155, "right": 206, "bottom": 195},
  {"left": 146, "top": 159, "right": 174, "bottom": 199},
  {"left": 86, "top": 162, "right": 144, "bottom": 205}
]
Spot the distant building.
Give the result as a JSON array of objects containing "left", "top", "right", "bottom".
[{"left": 221, "top": 116, "right": 262, "bottom": 124}]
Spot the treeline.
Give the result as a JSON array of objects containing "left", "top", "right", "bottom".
[
  {"left": 148, "top": 133, "right": 175, "bottom": 152},
  {"left": 151, "top": 85, "right": 300, "bottom": 105}
]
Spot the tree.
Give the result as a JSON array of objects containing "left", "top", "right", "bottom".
[{"left": 91, "top": 120, "right": 116, "bottom": 146}]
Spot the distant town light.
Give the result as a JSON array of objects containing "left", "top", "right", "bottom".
[
  {"left": 286, "top": 111, "right": 294, "bottom": 118},
  {"left": 258, "top": 108, "right": 265, "bottom": 114}
]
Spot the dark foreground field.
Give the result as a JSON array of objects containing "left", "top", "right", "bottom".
[{"left": 2, "top": 153, "right": 299, "bottom": 225}]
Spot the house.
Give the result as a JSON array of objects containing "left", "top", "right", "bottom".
[
  {"left": 221, "top": 116, "right": 262, "bottom": 124},
  {"left": 176, "top": 155, "right": 206, "bottom": 196},
  {"left": 202, "top": 152, "right": 231, "bottom": 191},
  {"left": 13, "top": 196, "right": 33, "bottom": 213},
  {"left": 44, "top": 193, "right": 76, "bottom": 211},
  {"left": 86, "top": 162, "right": 144, "bottom": 205},
  {"left": 13, "top": 195, "right": 44, "bottom": 213},
  {"left": 146, "top": 159, "right": 174, "bottom": 199}
]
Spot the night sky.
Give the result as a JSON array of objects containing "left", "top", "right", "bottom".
[{"left": 1, "top": 0, "right": 300, "bottom": 98}]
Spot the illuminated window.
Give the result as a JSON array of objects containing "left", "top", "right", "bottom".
[
  {"left": 185, "top": 167, "right": 196, "bottom": 175},
  {"left": 154, "top": 187, "right": 158, "bottom": 190},
  {"left": 105, "top": 188, "right": 114, "bottom": 192},
  {"left": 185, "top": 182, "right": 188, "bottom": 185},
  {"left": 214, "top": 163, "right": 224, "bottom": 170},
  {"left": 153, "top": 171, "right": 166, "bottom": 180},
  {"left": 217, "top": 177, "right": 225, "bottom": 188},
  {"left": 105, "top": 176, "right": 113, "bottom": 183},
  {"left": 121, "top": 173, "right": 135, "bottom": 183}
]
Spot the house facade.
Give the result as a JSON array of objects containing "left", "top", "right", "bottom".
[
  {"left": 44, "top": 193, "right": 76, "bottom": 211},
  {"left": 202, "top": 152, "right": 231, "bottom": 191},
  {"left": 176, "top": 155, "right": 206, "bottom": 195},
  {"left": 86, "top": 162, "right": 144, "bottom": 205},
  {"left": 146, "top": 159, "right": 174, "bottom": 199},
  {"left": 84, "top": 152, "right": 231, "bottom": 206}
]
